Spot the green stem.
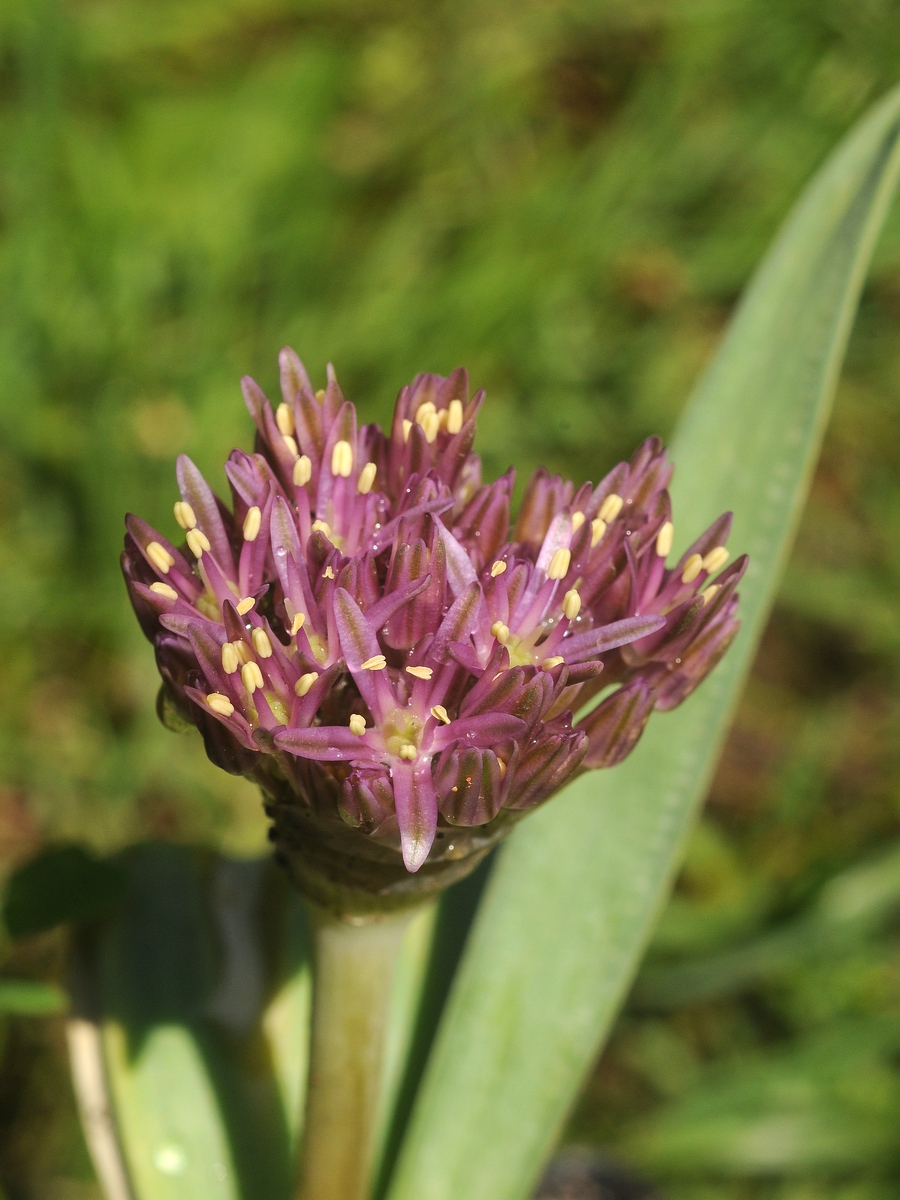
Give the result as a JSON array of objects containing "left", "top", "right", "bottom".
[{"left": 296, "top": 904, "right": 416, "bottom": 1200}]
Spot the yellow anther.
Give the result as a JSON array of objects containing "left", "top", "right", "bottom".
[
  {"left": 421, "top": 410, "right": 440, "bottom": 443},
  {"left": 398, "top": 742, "right": 418, "bottom": 761},
  {"left": 221, "top": 643, "right": 240, "bottom": 674},
  {"left": 242, "top": 506, "right": 262, "bottom": 542},
  {"left": 150, "top": 582, "right": 178, "bottom": 600},
  {"left": 186, "top": 528, "right": 210, "bottom": 558},
  {"left": 360, "top": 654, "right": 387, "bottom": 671},
  {"left": 599, "top": 493, "right": 624, "bottom": 522},
  {"left": 437, "top": 407, "right": 449, "bottom": 430},
  {"left": 490, "top": 621, "right": 510, "bottom": 644},
  {"left": 206, "top": 693, "right": 234, "bottom": 717},
  {"left": 542, "top": 655, "right": 565, "bottom": 670},
  {"left": 402, "top": 418, "right": 412, "bottom": 442},
  {"left": 311, "top": 519, "right": 332, "bottom": 537},
  {"left": 233, "top": 640, "right": 253, "bottom": 666},
  {"left": 323, "top": 566, "right": 335, "bottom": 580},
  {"left": 241, "top": 662, "right": 264, "bottom": 694},
  {"left": 571, "top": 511, "right": 585, "bottom": 532},
  {"left": 563, "top": 588, "right": 581, "bottom": 621},
  {"left": 252, "top": 628, "right": 273, "bottom": 658},
  {"left": 490, "top": 560, "right": 507, "bottom": 578},
  {"left": 702, "top": 545, "right": 730, "bottom": 574},
  {"left": 406, "top": 665, "right": 434, "bottom": 680},
  {"left": 331, "top": 439, "right": 353, "bottom": 477},
  {"left": 295, "top": 672, "right": 318, "bottom": 697},
  {"left": 293, "top": 455, "right": 312, "bottom": 487},
  {"left": 237, "top": 596, "right": 255, "bottom": 615},
  {"left": 414, "top": 400, "right": 437, "bottom": 425},
  {"left": 681, "top": 553, "right": 704, "bottom": 584},
  {"left": 146, "top": 541, "right": 174, "bottom": 574},
  {"left": 547, "top": 547, "right": 571, "bottom": 581},
  {"left": 590, "top": 518, "right": 607, "bottom": 547},
  {"left": 357, "top": 462, "right": 377, "bottom": 494},
  {"left": 700, "top": 584, "right": 720, "bottom": 605},
  {"left": 497, "top": 758, "right": 507, "bottom": 779},
  {"left": 431, "top": 704, "right": 451, "bottom": 725},
  {"left": 290, "top": 612, "right": 306, "bottom": 637},
  {"left": 656, "top": 521, "right": 674, "bottom": 558},
  {"left": 173, "top": 501, "right": 197, "bottom": 530},
  {"left": 446, "top": 399, "right": 464, "bottom": 434},
  {"left": 349, "top": 714, "right": 367, "bottom": 736},
  {"left": 282, "top": 434, "right": 299, "bottom": 457},
  {"left": 315, "top": 388, "right": 326, "bottom": 402},
  {"left": 275, "top": 402, "right": 295, "bottom": 437}
]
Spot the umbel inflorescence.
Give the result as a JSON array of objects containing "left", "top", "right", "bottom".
[{"left": 123, "top": 352, "right": 745, "bottom": 907}]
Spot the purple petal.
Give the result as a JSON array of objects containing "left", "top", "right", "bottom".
[
  {"left": 393, "top": 763, "right": 437, "bottom": 872},
  {"left": 562, "top": 613, "right": 667, "bottom": 662},
  {"left": 275, "top": 725, "right": 377, "bottom": 761}
]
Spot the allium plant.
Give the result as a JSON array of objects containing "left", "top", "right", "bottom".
[{"left": 122, "top": 354, "right": 745, "bottom": 908}]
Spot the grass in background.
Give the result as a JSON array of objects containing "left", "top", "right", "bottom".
[{"left": 3, "top": 1, "right": 900, "bottom": 1196}]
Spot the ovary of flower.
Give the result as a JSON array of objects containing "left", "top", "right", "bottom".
[
  {"left": 547, "top": 547, "right": 571, "bottom": 581},
  {"left": 146, "top": 541, "right": 174, "bottom": 574},
  {"left": 490, "top": 620, "right": 510, "bottom": 644},
  {"left": 571, "top": 511, "right": 585, "bottom": 532},
  {"left": 206, "top": 693, "right": 234, "bottom": 716},
  {"left": 656, "top": 521, "right": 674, "bottom": 558},
  {"left": 293, "top": 455, "right": 312, "bottom": 487},
  {"left": 702, "top": 546, "right": 730, "bottom": 573},
  {"left": 295, "top": 672, "right": 318, "bottom": 697},
  {"left": 361, "top": 654, "right": 386, "bottom": 671},
  {"left": 357, "top": 462, "right": 377, "bottom": 494},
  {"left": 290, "top": 612, "right": 306, "bottom": 636},
  {"left": 173, "top": 501, "right": 196, "bottom": 530},
  {"left": 490, "top": 560, "right": 507, "bottom": 577},
  {"left": 563, "top": 588, "right": 581, "bottom": 620},
  {"left": 406, "top": 665, "right": 433, "bottom": 680},
  {"left": 237, "top": 597, "right": 255, "bottom": 615},
  {"left": 243, "top": 506, "right": 262, "bottom": 542},
  {"left": 431, "top": 704, "right": 451, "bottom": 724},
  {"left": 681, "top": 554, "right": 704, "bottom": 584},
  {"left": 186, "top": 528, "right": 210, "bottom": 558},
  {"left": 221, "top": 643, "right": 240, "bottom": 674},
  {"left": 332, "top": 440, "right": 353, "bottom": 477},
  {"left": 447, "top": 399, "right": 464, "bottom": 434},
  {"left": 275, "top": 403, "right": 295, "bottom": 437},
  {"left": 252, "top": 628, "right": 273, "bottom": 658},
  {"left": 349, "top": 714, "right": 366, "bottom": 736},
  {"left": 150, "top": 582, "right": 178, "bottom": 600},
  {"left": 241, "top": 662, "right": 264, "bottom": 694},
  {"left": 599, "top": 493, "right": 624, "bottom": 522},
  {"left": 590, "top": 518, "right": 607, "bottom": 547}
]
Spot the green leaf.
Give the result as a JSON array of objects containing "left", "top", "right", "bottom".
[
  {"left": 70, "top": 845, "right": 311, "bottom": 1200},
  {"left": 385, "top": 85, "right": 900, "bottom": 1200},
  {"left": 0, "top": 979, "right": 65, "bottom": 1014},
  {"left": 4, "top": 846, "right": 127, "bottom": 939}
]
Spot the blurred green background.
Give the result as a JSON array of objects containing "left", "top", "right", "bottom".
[{"left": 2, "top": 0, "right": 900, "bottom": 1196}]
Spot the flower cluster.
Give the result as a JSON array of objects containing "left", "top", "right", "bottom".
[{"left": 123, "top": 351, "right": 745, "bottom": 877}]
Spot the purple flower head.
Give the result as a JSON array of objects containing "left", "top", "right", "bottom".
[{"left": 122, "top": 351, "right": 745, "bottom": 906}]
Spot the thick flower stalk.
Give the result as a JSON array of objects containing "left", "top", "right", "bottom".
[{"left": 122, "top": 351, "right": 745, "bottom": 911}]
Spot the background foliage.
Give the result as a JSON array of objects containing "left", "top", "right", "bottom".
[{"left": 1, "top": 0, "right": 900, "bottom": 1197}]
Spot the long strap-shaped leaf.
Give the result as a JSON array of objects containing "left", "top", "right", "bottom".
[{"left": 386, "top": 84, "right": 900, "bottom": 1200}]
